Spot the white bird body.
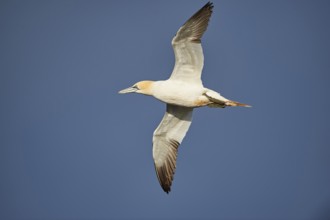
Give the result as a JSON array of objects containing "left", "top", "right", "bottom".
[
  {"left": 152, "top": 80, "right": 207, "bottom": 107},
  {"left": 146, "top": 80, "right": 229, "bottom": 108},
  {"left": 119, "top": 2, "right": 250, "bottom": 193}
]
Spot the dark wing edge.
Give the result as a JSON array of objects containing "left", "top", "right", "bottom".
[
  {"left": 173, "top": 2, "right": 214, "bottom": 44},
  {"left": 154, "top": 139, "right": 180, "bottom": 193}
]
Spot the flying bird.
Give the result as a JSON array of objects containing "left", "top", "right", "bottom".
[{"left": 119, "top": 2, "right": 250, "bottom": 193}]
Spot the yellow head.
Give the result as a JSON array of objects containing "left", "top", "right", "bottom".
[{"left": 118, "top": 80, "right": 154, "bottom": 96}]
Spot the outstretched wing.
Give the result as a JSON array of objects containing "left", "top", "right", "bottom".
[
  {"left": 153, "top": 104, "right": 193, "bottom": 193},
  {"left": 170, "top": 2, "right": 214, "bottom": 85}
]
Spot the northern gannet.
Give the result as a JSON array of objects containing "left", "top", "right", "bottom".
[{"left": 119, "top": 2, "right": 250, "bottom": 193}]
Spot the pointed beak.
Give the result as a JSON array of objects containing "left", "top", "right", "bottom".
[{"left": 118, "top": 86, "right": 137, "bottom": 94}]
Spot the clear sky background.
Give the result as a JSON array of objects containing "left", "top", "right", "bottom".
[{"left": 1, "top": 1, "right": 330, "bottom": 219}]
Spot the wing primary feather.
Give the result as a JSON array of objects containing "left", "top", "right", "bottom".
[
  {"left": 154, "top": 139, "right": 179, "bottom": 193},
  {"left": 173, "top": 2, "right": 214, "bottom": 44}
]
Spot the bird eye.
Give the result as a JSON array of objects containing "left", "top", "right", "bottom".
[{"left": 132, "top": 85, "right": 139, "bottom": 89}]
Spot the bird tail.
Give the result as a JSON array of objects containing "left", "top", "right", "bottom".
[
  {"left": 225, "top": 100, "right": 251, "bottom": 107},
  {"left": 204, "top": 91, "right": 251, "bottom": 108}
]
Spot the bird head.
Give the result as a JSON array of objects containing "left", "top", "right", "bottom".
[{"left": 118, "top": 80, "right": 154, "bottom": 96}]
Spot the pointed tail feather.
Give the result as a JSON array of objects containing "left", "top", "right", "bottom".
[{"left": 225, "top": 100, "right": 251, "bottom": 107}]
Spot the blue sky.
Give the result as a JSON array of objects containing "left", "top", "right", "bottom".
[{"left": 1, "top": 1, "right": 330, "bottom": 219}]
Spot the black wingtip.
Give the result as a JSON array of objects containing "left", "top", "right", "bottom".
[
  {"left": 163, "top": 185, "right": 171, "bottom": 194},
  {"left": 160, "top": 177, "right": 175, "bottom": 193},
  {"left": 199, "top": 2, "right": 214, "bottom": 14},
  {"left": 205, "top": 1, "right": 214, "bottom": 10}
]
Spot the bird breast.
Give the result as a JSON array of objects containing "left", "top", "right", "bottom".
[{"left": 151, "top": 80, "right": 208, "bottom": 107}]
